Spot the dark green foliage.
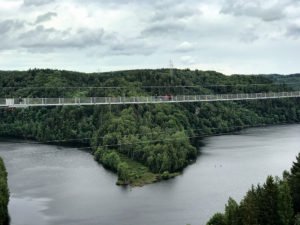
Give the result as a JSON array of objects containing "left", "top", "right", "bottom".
[
  {"left": 0, "top": 157, "right": 9, "bottom": 225},
  {"left": 260, "top": 176, "right": 280, "bottom": 225},
  {"left": 117, "top": 162, "right": 130, "bottom": 184},
  {"left": 295, "top": 214, "right": 300, "bottom": 225},
  {"left": 1, "top": 69, "right": 300, "bottom": 185},
  {"left": 224, "top": 197, "right": 240, "bottom": 225},
  {"left": 161, "top": 171, "right": 170, "bottom": 180},
  {"left": 239, "top": 186, "right": 260, "bottom": 225},
  {"left": 289, "top": 153, "right": 300, "bottom": 213},
  {"left": 207, "top": 213, "right": 226, "bottom": 225},
  {"left": 277, "top": 180, "right": 294, "bottom": 225},
  {"left": 207, "top": 154, "right": 300, "bottom": 225}
]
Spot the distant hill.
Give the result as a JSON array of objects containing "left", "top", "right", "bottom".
[
  {"left": 267, "top": 73, "right": 300, "bottom": 90},
  {"left": 0, "top": 69, "right": 300, "bottom": 186}
]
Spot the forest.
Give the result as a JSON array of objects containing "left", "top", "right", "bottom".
[
  {"left": 206, "top": 153, "right": 300, "bottom": 225},
  {"left": 0, "top": 69, "right": 300, "bottom": 185},
  {"left": 0, "top": 157, "right": 9, "bottom": 225}
]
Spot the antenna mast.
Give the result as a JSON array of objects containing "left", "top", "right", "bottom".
[{"left": 169, "top": 60, "right": 174, "bottom": 76}]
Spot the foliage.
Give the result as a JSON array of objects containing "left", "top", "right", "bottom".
[
  {"left": 0, "top": 157, "right": 9, "bottom": 225},
  {"left": 207, "top": 154, "right": 300, "bottom": 225},
  {"left": 0, "top": 69, "right": 300, "bottom": 185},
  {"left": 207, "top": 213, "right": 226, "bottom": 225},
  {"left": 288, "top": 153, "right": 300, "bottom": 213}
]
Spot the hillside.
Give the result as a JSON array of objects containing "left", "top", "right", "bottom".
[
  {"left": 0, "top": 69, "right": 300, "bottom": 186},
  {"left": 0, "top": 157, "right": 9, "bottom": 225}
]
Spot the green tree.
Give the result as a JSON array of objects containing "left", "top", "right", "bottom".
[
  {"left": 0, "top": 157, "right": 9, "bottom": 225},
  {"left": 260, "top": 176, "right": 279, "bottom": 225},
  {"left": 239, "top": 186, "right": 259, "bottom": 225},
  {"left": 224, "top": 197, "right": 240, "bottom": 225},
  {"left": 207, "top": 213, "right": 226, "bottom": 225},
  {"left": 289, "top": 153, "right": 300, "bottom": 213},
  {"left": 295, "top": 214, "right": 300, "bottom": 225},
  {"left": 117, "top": 162, "right": 130, "bottom": 184},
  {"left": 277, "top": 180, "right": 294, "bottom": 225}
]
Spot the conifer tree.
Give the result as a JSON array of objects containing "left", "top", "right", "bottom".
[
  {"left": 224, "top": 197, "right": 240, "bottom": 225},
  {"left": 289, "top": 153, "right": 300, "bottom": 213},
  {"left": 206, "top": 213, "right": 226, "bottom": 225},
  {"left": 239, "top": 186, "right": 259, "bottom": 225},
  {"left": 277, "top": 180, "right": 294, "bottom": 225}
]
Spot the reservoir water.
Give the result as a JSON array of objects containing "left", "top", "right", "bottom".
[{"left": 0, "top": 124, "right": 299, "bottom": 225}]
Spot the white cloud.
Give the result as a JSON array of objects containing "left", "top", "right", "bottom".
[
  {"left": 175, "top": 41, "right": 194, "bottom": 52},
  {"left": 0, "top": 0, "right": 299, "bottom": 74}
]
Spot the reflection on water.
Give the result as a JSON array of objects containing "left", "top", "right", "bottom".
[{"left": 0, "top": 124, "right": 299, "bottom": 225}]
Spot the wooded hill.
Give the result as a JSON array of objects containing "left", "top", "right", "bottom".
[{"left": 0, "top": 69, "right": 300, "bottom": 185}]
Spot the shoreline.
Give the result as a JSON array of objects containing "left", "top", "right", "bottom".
[{"left": 1, "top": 122, "right": 300, "bottom": 187}]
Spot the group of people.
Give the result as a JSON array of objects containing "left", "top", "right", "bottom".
[{"left": 155, "top": 94, "right": 173, "bottom": 101}]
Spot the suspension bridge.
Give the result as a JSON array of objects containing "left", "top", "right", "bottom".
[{"left": 1, "top": 91, "right": 300, "bottom": 108}]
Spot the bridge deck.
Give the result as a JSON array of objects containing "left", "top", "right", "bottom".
[{"left": 0, "top": 91, "right": 300, "bottom": 108}]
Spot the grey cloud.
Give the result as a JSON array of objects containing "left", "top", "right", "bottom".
[
  {"left": 152, "top": 4, "right": 201, "bottom": 22},
  {"left": 286, "top": 24, "right": 300, "bottom": 38},
  {"left": 35, "top": 12, "right": 57, "bottom": 24},
  {"left": 0, "top": 20, "right": 26, "bottom": 50},
  {"left": 220, "top": 0, "right": 290, "bottom": 21},
  {"left": 141, "top": 21, "right": 185, "bottom": 37},
  {"left": 0, "top": 20, "right": 25, "bottom": 35},
  {"left": 239, "top": 26, "right": 260, "bottom": 43},
  {"left": 109, "top": 38, "right": 156, "bottom": 56},
  {"left": 20, "top": 26, "right": 105, "bottom": 50},
  {"left": 23, "top": 0, "right": 54, "bottom": 6},
  {"left": 16, "top": 25, "right": 154, "bottom": 56},
  {"left": 71, "top": 0, "right": 177, "bottom": 6},
  {"left": 239, "top": 32, "right": 259, "bottom": 43}
]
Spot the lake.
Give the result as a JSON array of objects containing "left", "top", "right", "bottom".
[{"left": 0, "top": 124, "right": 299, "bottom": 225}]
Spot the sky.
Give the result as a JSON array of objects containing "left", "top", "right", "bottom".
[{"left": 0, "top": 0, "right": 300, "bottom": 74}]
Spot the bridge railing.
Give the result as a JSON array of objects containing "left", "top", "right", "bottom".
[{"left": 1, "top": 91, "right": 300, "bottom": 107}]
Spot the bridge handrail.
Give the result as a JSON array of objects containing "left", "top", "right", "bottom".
[{"left": 1, "top": 91, "right": 300, "bottom": 107}]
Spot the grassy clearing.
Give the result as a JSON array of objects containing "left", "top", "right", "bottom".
[{"left": 116, "top": 153, "right": 180, "bottom": 187}]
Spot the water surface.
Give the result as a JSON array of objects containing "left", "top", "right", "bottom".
[{"left": 0, "top": 124, "right": 299, "bottom": 225}]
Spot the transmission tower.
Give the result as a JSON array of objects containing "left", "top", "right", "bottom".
[{"left": 169, "top": 60, "right": 174, "bottom": 76}]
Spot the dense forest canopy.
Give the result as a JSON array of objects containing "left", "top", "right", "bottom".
[
  {"left": 0, "top": 69, "right": 300, "bottom": 185},
  {"left": 0, "top": 157, "right": 9, "bottom": 225},
  {"left": 207, "top": 153, "right": 300, "bottom": 225}
]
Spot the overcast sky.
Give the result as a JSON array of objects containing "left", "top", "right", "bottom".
[{"left": 0, "top": 0, "right": 300, "bottom": 74}]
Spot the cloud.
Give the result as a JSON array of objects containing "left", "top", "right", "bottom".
[
  {"left": 239, "top": 26, "right": 260, "bottom": 43},
  {"left": 286, "top": 24, "right": 300, "bottom": 38},
  {"left": 151, "top": 4, "right": 201, "bottom": 22},
  {"left": 20, "top": 26, "right": 105, "bottom": 50},
  {"left": 0, "top": 19, "right": 25, "bottom": 35},
  {"left": 35, "top": 12, "right": 57, "bottom": 24},
  {"left": 23, "top": 0, "right": 54, "bottom": 6},
  {"left": 141, "top": 21, "right": 185, "bottom": 37},
  {"left": 174, "top": 41, "right": 194, "bottom": 52},
  {"left": 109, "top": 40, "right": 156, "bottom": 56},
  {"left": 220, "top": 0, "right": 290, "bottom": 21},
  {"left": 0, "top": 0, "right": 300, "bottom": 73}
]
